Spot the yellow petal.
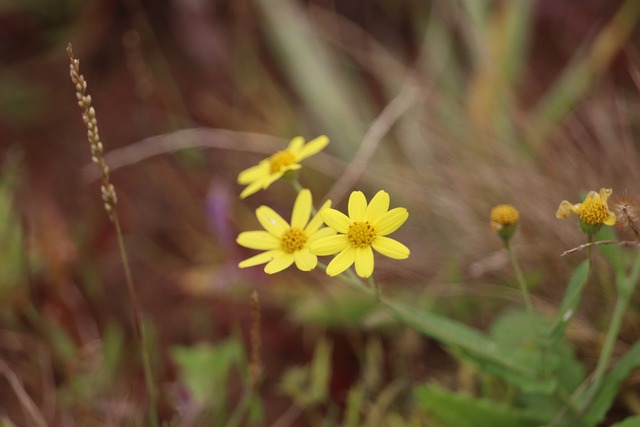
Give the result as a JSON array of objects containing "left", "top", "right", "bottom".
[
  {"left": 305, "top": 200, "right": 332, "bottom": 234},
  {"left": 372, "top": 236, "right": 410, "bottom": 259},
  {"left": 321, "top": 208, "right": 351, "bottom": 233},
  {"left": 374, "top": 207, "right": 408, "bottom": 236},
  {"left": 294, "top": 249, "right": 317, "bottom": 271},
  {"left": 556, "top": 201, "right": 577, "bottom": 219},
  {"left": 239, "top": 250, "right": 278, "bottom": 268},
  {"left": 354, "top": 246, "right": 374, "bottom": 278},
  {"left": 291, "top": 189, "right": 312, "bottom": 229},
  {"left": 364, "top": 190, "right": 390, "bottom": 222},
  {"left": 599, "top": 188, "right": 612, "bottom": 204},
  {"left": 256, "top": 206, "right": 289, "bottom": 236},
  {"left": 309, "top": 234, "right": 349, "bottom": 255},
  {"left": 297, "top": 135, "right": 329, "bottom": 160},
  {"left": 326, "top": 247, "right": 357, "bottom": 276},
  {"left": 237, "top": 161, "right": 268, "bottom": 184},
  {"left": 604, "top": 212, "right": 617, "bottom": 226},
  {"left": 264, "top": 252, "right": 295, "bottom": 274},
  {"left": 236, "top": 231, "right": 280, "bottom": 250},
  {"left": 288, "top": 136, "right": 305, "bottom": 153},
  {"left": 240, "top": 180, "right": 265, "bottom": 199},
  {"left": 307, "top": 227, "right": 336, "bottom": 244},
  {"left": 348, "top": 191, "right": 367, "bottom": 221}
]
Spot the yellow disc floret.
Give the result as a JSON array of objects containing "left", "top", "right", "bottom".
[
  {"left": 281, "top": 227, "right": 308, "bottom": 253},
  {"left": 490, "top": 204, "right": 519, "bottom": 241},
  {"left": 577, "top": 197, "right": 612, "bottom": 225},
  {"left": 348, "top": 221, "right": 376, "bottom": 248},
  {"left": 490, "top": 204, "right": 520, "bottom": 231},
  {"left": 269, "top": 150, "right": 296, "bottom": 174},
  {"left": 556, "top": 188, "right": 616, "bottom": 236}
]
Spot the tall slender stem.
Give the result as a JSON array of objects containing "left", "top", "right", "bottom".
[
  {"left": 505, "top": 240, "right": 548, "bottom": 374},
  {"left": 113, "top": 216, "right": 159, "bottom": 427},
  {"left": 578, "top": 246, "right": 640, "bottom": 412}
]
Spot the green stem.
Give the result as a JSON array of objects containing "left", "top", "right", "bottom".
[
  {"left": 505, "top": 240, "right": 548, "bottom": 375},
  {"left": 505, "top": 240, "right": 537, "bottom": 336},
  {"left": 578, "top": 245, "right": 640, "bottom": 412},
  {"left": 113, "top": 215, "right": 159, "bottom": 427}
]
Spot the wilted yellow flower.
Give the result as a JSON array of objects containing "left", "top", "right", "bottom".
[
  {"left": 238, "top": 135, "right": 329, "bottom": 199},
  {"left": 237, "top": 189, "right": 334, "bottom": 274},
  {"left": 310, "top": 190, "right": 410, "bottom": 278},
  {"left": 556, "top": 188, "right": 616, "bottom": 235},
  {"left": 490, "top": 204, "right": 519, "bottom": 241}
]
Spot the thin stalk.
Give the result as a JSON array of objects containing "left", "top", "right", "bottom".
[
  {"left": 577, "top": 246, "right": 640, "bottom": 412},
  {"left": 505, "top": 240, "right": 537, "bottom": 337},
  {"left": 113, "top": 215, "right": 159, "bottom": 427},
  {"left": 505, "top": 240, "right": 548, "bottom": 375}
]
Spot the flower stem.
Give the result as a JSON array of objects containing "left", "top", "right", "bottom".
[
  {"left": 578, "top": 245, "right": 640, "bottom": 412},
  {"left": 504, "top": 240, "right": 548, "bottom": 375},
  {"left": 113, "top": 215, "right": 159, "bottom": 427}
]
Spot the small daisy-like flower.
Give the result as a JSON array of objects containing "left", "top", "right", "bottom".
[
  {"left": 310, "top": 190, "right": 410, "bottom": 278},
  {"left": 490, "top": 204, "right": 519, "bottom": 241},
  {"left": 238, "top": 135, "right": 329, "bottom": 199},
  {"left": 556, "top": 188, "right": 616, "bottom": 235},
  {"left": 237, "top": 189, "right": 334, "bottom": 274}
]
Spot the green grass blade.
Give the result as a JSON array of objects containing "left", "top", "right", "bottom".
[
  {"left": 253, "top": 0, "right": 367, "bottom": 158},
  {"left": 578, "top": 341, "right": 640, "bottom": 426},
  {"left": 548, "top": 260, "right": 590, "bottom": 345},
  {"left": 527, "top": 0, "right": 640, "bottom": 150}
]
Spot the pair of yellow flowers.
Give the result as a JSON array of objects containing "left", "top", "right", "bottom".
[
  {"left": 490, "top": 187, "right": 617, "bottom": 240},
  {"left": 236, "top": 135, "right": 410, "bottom": 278},
  {"left": 236, "top": 135, "right": 618, "bottom": 278}
]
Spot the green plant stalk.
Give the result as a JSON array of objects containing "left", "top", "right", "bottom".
[
  {"left": 113, "top": 215, "right": 159, "bottom": 427},
  {"left": 504, "top": 241, "right": 537, "bottom": 340},
  {"left": 578, "top": 247, "right": 640, "bottom": 413},
  {"left": 505, "top": 240, "right": 549, "bottom": 376}
]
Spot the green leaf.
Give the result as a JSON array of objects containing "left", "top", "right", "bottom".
[
  {"left": 611, "top": 416, "right": 640, "bottom": 427},
  {"left": 383, "top": 298, "right": 554, "bottom": 393},
  {"left": 414, "top": 383, "right": 549, "bottom": 427},
  {"left": 279, "top": 337, "right": 333, "bottom": 407},
  {"left": 579, "top": 341, "right": 640, "bottom": 426},
  {"left": 171, "top": 337, "right": 246, "bottom": 406},
  {"left": 548, "top": 260, "right": 590, "bottom": 345}
]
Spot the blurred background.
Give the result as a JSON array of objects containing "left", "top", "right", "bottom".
[{"left": 1, "top": 0, "right": 640, "bottom": 425}]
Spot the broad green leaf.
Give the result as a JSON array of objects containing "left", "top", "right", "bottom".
[
  {"left": 414, "top": 383, "right": 549, "bottom": 427},
  {"left": 549, "top": 260, "right": 589, "bottom": 344},
  {"left": 383, "top": 298, "right": 555, "bottom": 393},
  {"left": 579, "top": 341, "right": 640, "bottom": 426},
  {"left": 611, "top": 416, "right": 640, "bottom": 427}
]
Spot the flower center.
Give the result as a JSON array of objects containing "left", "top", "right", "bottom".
[
  {"left": 490, "top": 204, "right": 519, "bottom": 228},
  {"left": 281, "top": 227, "right": 307, "bottom": 253},
  {"left": 579, "top": 198, "right": 610, "bottom": 225},
  {"left": 269, "top": 150, "right": 296, "bottom": 174},
  {"left": 348, "top": 221, "right": 376, "bottom": 248}
]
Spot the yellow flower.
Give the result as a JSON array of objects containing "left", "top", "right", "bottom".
[
  {"left": 238, "top": 135, "right": 329, "bottom": 199},
  {"left": 556, "top": 188, "right": 616, "bottom": 234},
  {"left": 310, "top": 190, "right": 410, "bottom": 278},
  {"left": 237, "top": 189, "right": 334, "bottom": 274},
  {"left": 490, "top": 204, "right": 519, "bottom": 241}
]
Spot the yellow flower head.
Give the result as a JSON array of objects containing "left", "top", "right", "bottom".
[
  {"left": 310, "top": 190, "right": 410, "bottom": 278},
  {"left": 237, "top": 189, "right": 335, "bottom": 274},
  {"left": 490, "top": 204, "right": 519, "bottom": 241},
  {"left": 238, "top": 135, "right": 329, "bottom": 199},
  {"left": 556, "top": 188, "right": 616, "bottom": 235}
]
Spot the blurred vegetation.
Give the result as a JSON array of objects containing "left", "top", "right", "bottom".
[{"left": 1, "top": 0, "right": 640, "bottom": 425}]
